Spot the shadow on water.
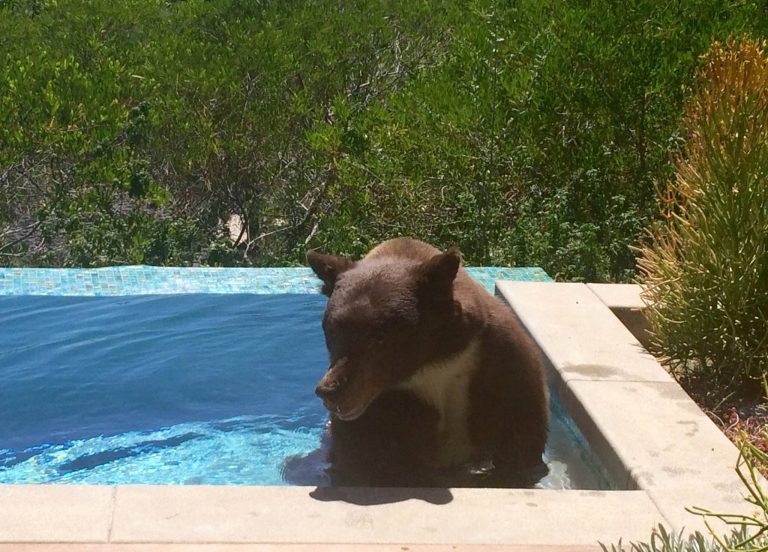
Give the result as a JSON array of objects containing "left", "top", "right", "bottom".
[
  {"left": 281, "top": 431, "right": 550, "bottom": 506},
  {"left": 300, "top": 462, "right": 549, "bottom": 505},
  {"left": 280, "top": 436, "right": 454, "bottom": 505},
  {"left": 280, "top": 446, "right": 332, "bottom": 487}
]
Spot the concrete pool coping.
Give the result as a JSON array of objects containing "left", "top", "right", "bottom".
[{"left": 0, "top": 282, "right": 758, "bottom": 549}]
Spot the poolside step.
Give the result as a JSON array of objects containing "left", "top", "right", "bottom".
[
  {"left": 496, "top": 281, "right": 761, "bottom": 535},
  {"left": 586, "top": 283, "right": 651, "bottom": 349}
]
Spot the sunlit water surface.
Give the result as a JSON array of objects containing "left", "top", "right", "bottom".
[{"left": 0, "top": 294, "right": 608, "bottom": 488}]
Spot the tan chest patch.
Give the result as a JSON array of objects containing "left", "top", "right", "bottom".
[{"left": 398, "top": 338, "right": 481, "bottom": 466}]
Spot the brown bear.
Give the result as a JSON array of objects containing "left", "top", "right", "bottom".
[{"left": 307, "top": 237, "right": 548, "bottom": 487}]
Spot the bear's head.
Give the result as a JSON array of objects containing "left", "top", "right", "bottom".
[{"left": 307, "top": 247, "right": 463, "bottom": 421}]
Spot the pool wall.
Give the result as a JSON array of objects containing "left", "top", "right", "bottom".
[
  {"left": 0, "top": 265, "right": 551, "bottom": 296},
  {"left": 496, "top": 282, "right": 756, "bottom": 534},
  {"left": 0, "top": 268, "right": 760, "bottom": 549}
]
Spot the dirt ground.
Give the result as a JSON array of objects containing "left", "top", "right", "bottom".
[{"left": 678, "top": 374, "right": 768, "bottom": 476}]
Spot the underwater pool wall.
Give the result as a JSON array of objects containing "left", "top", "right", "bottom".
[{"left": 0, "top": 267, "right": 759, "bottom": 549}]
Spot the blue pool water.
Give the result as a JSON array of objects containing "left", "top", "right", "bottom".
[{"left": 0, "top": 292, "right": 609, "bottom": 489}]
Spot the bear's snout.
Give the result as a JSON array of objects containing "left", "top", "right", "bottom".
[
  {"left": 314, "top": 358, "right": 374, "bottom": 420},
  {"left": 315, "top": 357, "right": 350, "bottom": 401},
  {"left": 315, "top": 376, "right": 346, "bottom": 399}
]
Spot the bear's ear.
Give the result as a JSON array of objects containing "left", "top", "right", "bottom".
[
  {"left": 307, "top": 250, "right": 356, "bottom": 296},
  {"left": 418, "top": 247, "right": 461, "bottom": 299}
]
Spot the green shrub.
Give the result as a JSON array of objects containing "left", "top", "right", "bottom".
[
  {"left": 2, "top": 1, "right": 767, "bottom": 273},
  {"left": 601, "top": 524, "right": 758, "bottom": 552},
  {"left": 637, "top": 38, "right": 768, "bottom": 393},
  {"left": 318, "top": 1, "right": 768, "bottom": 278}
]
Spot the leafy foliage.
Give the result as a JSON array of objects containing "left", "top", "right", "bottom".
[
  {"left": 1, "top": 0, "right": 767, "bottom": 275},
  {"left": 638, "top": 38, "right": 768, "bottom": 392},
  {"left": 600, "top": 524, "right": 762, "bottom": 552}
]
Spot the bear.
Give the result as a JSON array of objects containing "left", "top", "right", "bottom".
[{"left": 307, "top": 237, "right": 548, "bottom": 487}]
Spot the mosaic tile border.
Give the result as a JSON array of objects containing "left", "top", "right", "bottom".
[{"left": 0, "top": 266, "right": 551, "bottom": 296}]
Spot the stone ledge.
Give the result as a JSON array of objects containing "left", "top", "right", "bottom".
[
  {"left": 0, "top": 485, "right": 114, "bottom": 543},
  {"left": 0, "top": 544, "right": 604, "bottom": 552},
  {"left": 586, "top": 283, "right": 650, "bottom": 349},
  {"left": 0, "top": 484, "right": 661, "bottom": 547},
  {"left": 495, "top": 281, "right": 761, "bottom": 535},
  {"left": 495, "top": 281, "right": 670, "bottom": 388},
  {"left": 109, "top": 486, "right": 660, "bottom": 546}
]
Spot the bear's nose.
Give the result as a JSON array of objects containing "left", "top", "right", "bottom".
[{"left": 315, "top": 374, "right": 347, "bottom": 399}]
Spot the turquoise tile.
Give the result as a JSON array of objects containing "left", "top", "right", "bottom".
[{"left": 0, "top": 265, "right": 551, "bottom": 296}]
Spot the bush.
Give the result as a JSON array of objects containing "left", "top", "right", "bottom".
[
  {"left": 600, "top": 524, "right": 759, "bottom": 552},
  {"left": 1, "top": 1, "right": 767, "bottom": 274},
  {"left": 637, "top": 38, "right": 768, "bottom": 393}
]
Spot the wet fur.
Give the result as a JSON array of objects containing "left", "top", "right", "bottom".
[{"left": 308, "top": 238, "right": 548, "bottom": 487}]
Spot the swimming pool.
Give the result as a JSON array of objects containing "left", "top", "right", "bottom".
[{"left": 0, "top": 267, "right": 609, "bottom": 489}]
